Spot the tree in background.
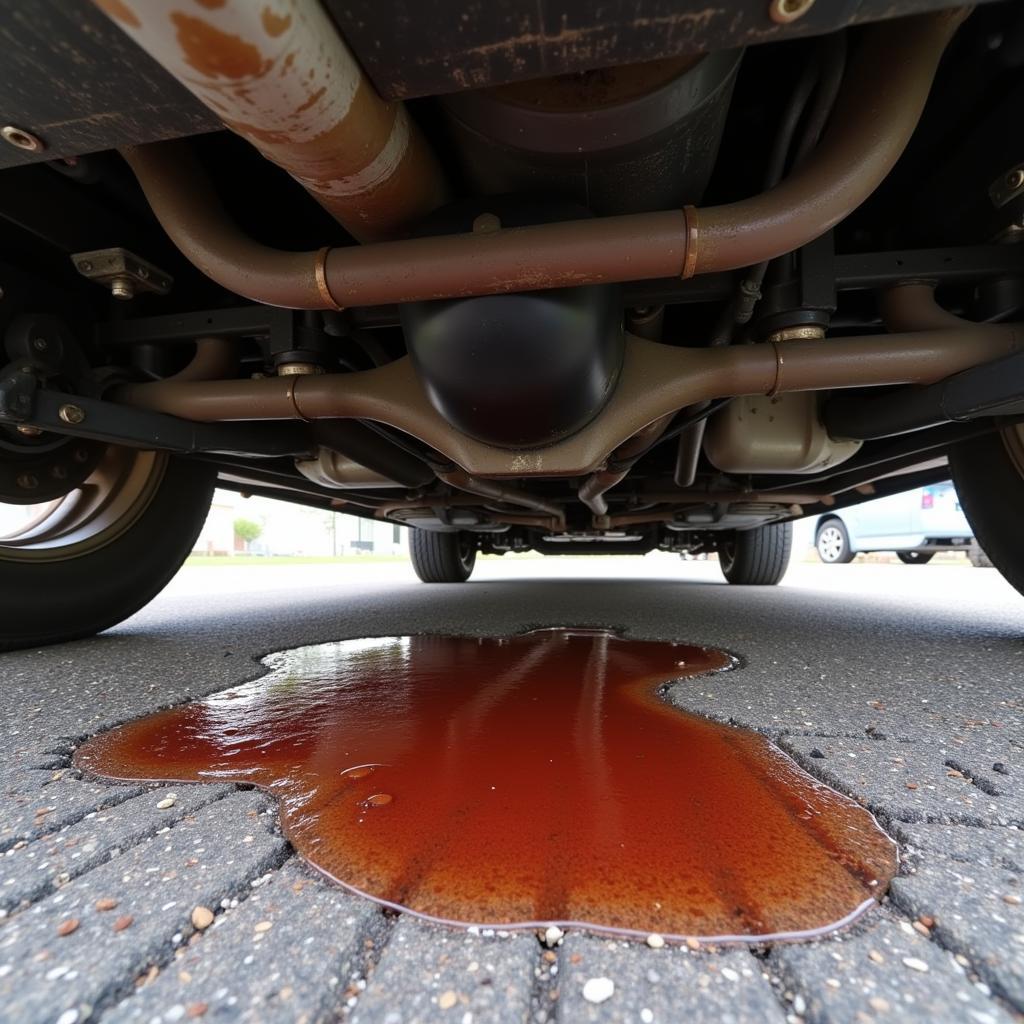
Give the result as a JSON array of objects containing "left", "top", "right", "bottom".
[{"left": 233, "top": 517, "right": 263, "bottom": 552}]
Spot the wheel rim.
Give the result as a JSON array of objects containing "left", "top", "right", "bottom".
[
  {"left": 0, "top": 448, "right": 168, "bottom": 563},
  {"left": 719, "top": 538, "right": 736, "bottom": 572},
  {"left": 457, "top": 535, "right": 476, "bottom": 572},
  {"left": 817, "top": 525, "right": 845, "bottom": 562}
]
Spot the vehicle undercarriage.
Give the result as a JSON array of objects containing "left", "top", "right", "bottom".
[{"left": 0, "top": 0, "right": 1022, "bottom": 645}]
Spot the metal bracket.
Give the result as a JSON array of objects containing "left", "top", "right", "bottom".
[
  {"left": 72, "top": 247, "right": 172, "bottom": 300},
  {"left": 0, "top": 365, "right": 37, "bottom": 422},
  {"left": 0, "top": 384, "right": 313, "bottom": 459}
]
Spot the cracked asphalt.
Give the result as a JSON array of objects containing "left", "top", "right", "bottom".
[{"left": 1, "top": 554, "right": 1022, "bottom": 1024}]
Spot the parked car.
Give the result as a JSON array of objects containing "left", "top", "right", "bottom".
[{"left": 813, "top": 483, "right": 982, "bottom": 565}]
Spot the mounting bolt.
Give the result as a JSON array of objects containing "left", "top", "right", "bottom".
[
  {"left": 1, "top": 125, "right": 45, "bottom": 152},
  {"left": 32, "top": 337, "right": 48, "bottom": 351},
  {"left": 58, "top": 403, "right": 86, "bottom": 425},
  {"left": 109, "top": 276, "right": 135, "bottom": 301},
  {"left": 16, "top": 472, "right": 38, "bottom": 490},
  {"left": 769, "top": 0, "right": 815, "bottom": 24},
  {"left": 1007, "top": 168, "right": 1024, "bottom": 191},
  {"left": 16, "top": 425, "right": 43, "bottom": 437}
]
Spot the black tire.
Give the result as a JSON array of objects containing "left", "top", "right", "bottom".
[
  {"left": 815, "top": 517, "right": 855, "bottom": 564},
  {"left": 409, "top": 530, "right": 476, "bottom": 583},
  {"left": 0, "top": 455, "right": 214, "bottom": 651},
  {"left": 719, "top": 522, "right": 793, "bottom": 585},
  {"left": 897, "top": 550, "right": 934, "bottom": 565},
  {"left": 949, "top": 426, "right": 1024, "bottom": 595}
]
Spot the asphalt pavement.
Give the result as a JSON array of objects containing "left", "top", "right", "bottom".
[{"left": 1, "top": 554, "right": 1022, "bottom": 1024}]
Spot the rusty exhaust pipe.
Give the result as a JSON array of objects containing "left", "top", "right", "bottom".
[
  {"left": 120, "top": 9, "right": 964, "bottom": 309},
  {"left": 96, "top": 0, "right": 446, "bottom": 241}
]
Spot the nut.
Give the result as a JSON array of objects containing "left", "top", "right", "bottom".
[
  {"left": 1, "top": 125, "right": 45, "bottom": 152},
  {"left": 58, "top": 404, "right": 86, "bottom": 425},
  {"left": 1007, "top": 168, "right": 1024, "bottom": 191},
  {"left": 769, "top": 0, "right": 815, "bottom": 24}
]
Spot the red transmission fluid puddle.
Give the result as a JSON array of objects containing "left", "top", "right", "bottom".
[{"left": 75, "top": 629, "right": 897, "bottom": 943}]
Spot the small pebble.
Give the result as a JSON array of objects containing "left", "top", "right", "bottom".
[
  {"left": 793, "top": 995, "right": 806, "bottom": 1015},
  {"left": 56, "top": 919, "right": 79, "bottom": 937},
  {"left": 94, "top": 898, "right": 118, "bottom": 912},
  {"left": 685, "top": 937, "right": 701, "bottom": 951},
  {"left": 582, "top": 977, "right": 615, "bottom": 1004},
  {"left": 646, "top": 933, "right": 665, "bottom": 949},
  {"left": 156, "top": 796, "right": 177, "bottom": 810},
  {"left": 191, "top": 907, "right": 214, "bottom": 931},
  {"left": 640, "top": 1010, "right": 654, "bottom": 1024},
  {"left": 186, "top": 1003, "right": 208, "bottom": 1018},
  {"left": 113, "top": 915, "right": 134, "bottom": 932},
  {"left": 1002, "top": 893, "right": 1021, "bottom": 906},
  {"left": 254, "top": 921, "right": 273, "bottom": 933},
  {"left": 56, "top": 1011, "right": 79, "bottom": 1024},
  {"left": 721, "top": 967, "right": 739, "bottom": 982},
  {"left": 902, "top": 957, "right": 929, "bottom": 973},
  {"left": 543, "top": 925, "right": 564, "bottom": 947},
  {"left": 905, "top": 783, "right": 919, "bottom": 791},
  {"left": 868, "top": 996, "right": 891, "bottom": 1012},
  {"left": 438, "top": 990, "right": 458, "bottom": 1010},
  {"left": 825, "top": 978, "right": 840, "bottom": 989},
  {"left": 867, "top": 949, "right": 884, "bottom": 964}
]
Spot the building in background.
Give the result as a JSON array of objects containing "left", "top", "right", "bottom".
[{"left": 194, "top": 490, "right": 406, "bottom": 557}]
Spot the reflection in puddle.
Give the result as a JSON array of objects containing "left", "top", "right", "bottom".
[{"left": 75, "top": 629, "right": 897, "bottom": 943}]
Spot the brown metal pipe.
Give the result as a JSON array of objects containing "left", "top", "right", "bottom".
[
  {"left": 113, "top": 326, "right": 1023, "bottom": 479},
  {"left": 437, "top": 470, "right": 566, "bottom": 532},
  {"left": 97, "top": 0, "right": 445, "bottom": 241},
  {"left": 164, "top": 336, "right": 239, "bottom": 383},
  {"left": 121, "top": 10, "right": 963, "bottom": 309},
  {"left": 691, "top": 9, "right": 967, "bottom": 274},
  {"left": 578, "top": 413, "right": 675, "bottom": 516},
  {"left": 879, "top": 282, "right": 968, "bottom": 332}
]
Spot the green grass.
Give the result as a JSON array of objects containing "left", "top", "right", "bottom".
[{"left": 184, "top": 554, "right": 409, "bottom": 567}]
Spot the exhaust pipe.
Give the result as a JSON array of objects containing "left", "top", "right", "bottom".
[
  {"left": 95, "top": 0, "right": 446, "bottom": 241},
  {"left": 120, "top": 9, "right": 965, "bottom": 308}
]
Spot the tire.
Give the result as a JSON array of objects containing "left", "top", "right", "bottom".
[
  {"left": 719, "top": 522, "right": 793, "bottom": 585},
  {"left": 409, "top": 530, "right": 476, "bottom": 583},
  {"left": 949, "top": 425, "right": 1024, "bottom": 595},
  {"left": 0, "top": 452, "right": 214, "bottom": 650},
  {"left": 815, "top": 518, "right": 855, "bottom": 564},
  {"left": 896, "top": 550, "right": 934, "bottom": 565}
]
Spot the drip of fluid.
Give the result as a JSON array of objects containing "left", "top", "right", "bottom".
[{"left": 75, "top": 629, "right": 896, "bottom": 942}]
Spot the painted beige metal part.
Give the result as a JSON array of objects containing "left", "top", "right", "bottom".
[
  {"left": 95, "top": 0, "right": 445, "bottom": 241},
  {"left": 114, "top": 325, "right": 1024, "bottom": 479}
]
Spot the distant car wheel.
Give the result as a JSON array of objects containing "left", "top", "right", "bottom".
[
  {"left": 0, "top": 448, "right": 214, "bottom": 651},
  {"left": 950, "top": 424, "right": 1024, "bottom": 595},
  {"left": 896, "top": 551, "right": 934, "bottom": 564},
  {"left": 719, "top": 522, "right": 792, "bottom": 585},
  {"left": 815, "top": 519, "right": 854, "bottom": 564},
  {"left": 409, "top": 530, "right": 476, "bottom": 582}
]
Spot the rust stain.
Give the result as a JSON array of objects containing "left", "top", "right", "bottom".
[
  {"left": 261, "top": 6, "right": 292, "bottom": 38},
  {"left": 94, "top": 0, "right": 141, "bottom": 29},
  {"left": 294, "top": 85, "right": 327, "bottom": 114},
  {"left": 171, "top": 12, "right": 269, "bottom": 79},
  {"left": 193, "top": 0, "right": 226, "bottom": 9}
]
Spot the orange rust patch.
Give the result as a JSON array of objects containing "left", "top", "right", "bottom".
[
  {"left": 294, "top": 86, "right": 327, "bottom": 115},
  {"left": 193, "top": 0, "right": 226, "bottom": 9},
  {"left": 261, "top": 6, "right": 292, "bottom": 38},
  {"left": 171, "top": 12, "right": 269, "bottom": 80},
  {"left": 94, "top": 0, "right": 141, "bottom": 28}
]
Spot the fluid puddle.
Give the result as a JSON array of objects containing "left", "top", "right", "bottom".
[{"left": 75, "top": 629, "right": 897, "bottom": 942}]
